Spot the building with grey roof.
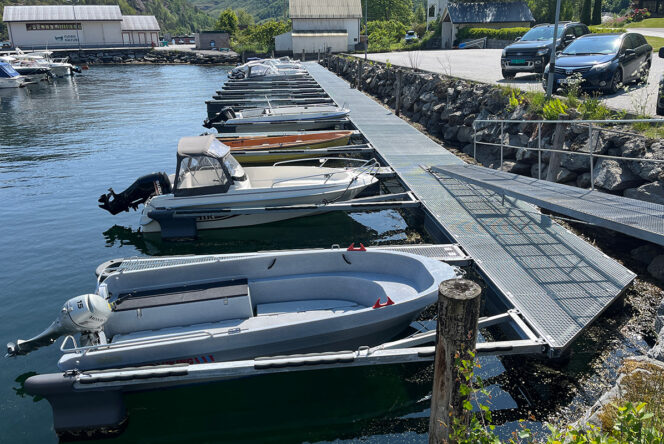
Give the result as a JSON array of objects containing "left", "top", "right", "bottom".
[
  {"left": 275, "top": 0, "right": 363, "bottom": 55},
  {"left": 427, "top": 1, "right": 534, "bottom": 48},
  {"left": 3, "top": 5, "right": 159, "bottom": 49}
]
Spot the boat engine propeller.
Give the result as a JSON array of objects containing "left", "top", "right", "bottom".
[
  {"left": 203, "top": 107, "right": 236, "bottom": 128},
  {"left": 6, "top": 293, "right": 111, "bottom": 358},
  {"left": 98, "top": 172, "right": 171, "bottom": 215}
]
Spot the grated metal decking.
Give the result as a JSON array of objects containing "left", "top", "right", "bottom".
[
  {"left": 306, "top": 63, "right": 636, "bottom": 354},
  {"left": 433, "top": 164, "right": 664, "bottom": 247}
]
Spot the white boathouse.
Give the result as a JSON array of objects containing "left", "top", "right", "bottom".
[
  {"left": 3, "top": 5, "right": 160, "bottom": 49},
  {"left": 275, "top": 0, "right": 362, "bottom": 55}
]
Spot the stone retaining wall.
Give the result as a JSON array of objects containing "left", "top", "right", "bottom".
[{"left": 57, "top": 48, "right": 239, "bottom": 65}]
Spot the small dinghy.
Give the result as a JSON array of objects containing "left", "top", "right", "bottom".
[
  {"left": 219, "top": 130, "right": 353, "bottom": 164},
  {"left": 6, "top": 248, "right": 457, "bottom": 371},
  {"left": 205, "top": 104, "right": 350, "bottom": 132},
  {"left": 97, "top": 135, "right": 378, "bottom": 233}
]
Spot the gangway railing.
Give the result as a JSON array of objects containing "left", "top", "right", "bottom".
[{"left": 472, "top": 118, "right": 664, "bottom": 191}]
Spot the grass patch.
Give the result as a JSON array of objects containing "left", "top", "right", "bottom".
[
  {"left": 626, "top": 17, "right": 664, "bottom": 28},
  {"left": 645, "top": 35, "right": 664, "bottom": 51}
]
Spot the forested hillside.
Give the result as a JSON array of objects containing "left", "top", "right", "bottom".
[
  {"left": 1, "top": 0, "right": 214, "bottom": 40},
  {"left": 188, "top": 0, "right": 285, "bottom": 22}
]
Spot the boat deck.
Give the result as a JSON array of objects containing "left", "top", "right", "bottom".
[{"left": 306, "top": 62, "right": 636, "bottom": 355}]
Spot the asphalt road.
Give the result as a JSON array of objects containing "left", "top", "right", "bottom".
[{"left": 363, "top": 48, "right": 663, "bottom": 117}]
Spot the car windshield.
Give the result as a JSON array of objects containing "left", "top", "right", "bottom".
[
  {"left": 521, "top": 26, "right": 565, "bottom": 41},
  {"left": 562, "top": 36, "right": 619, "bottom": 55}
]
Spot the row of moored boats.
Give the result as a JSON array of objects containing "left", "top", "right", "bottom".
[
  {"left": 0, "top": 48, "right": 80, "bottom": 88},
  {"left": 8, "top": 58, "right": 456, "bottom": 438}
]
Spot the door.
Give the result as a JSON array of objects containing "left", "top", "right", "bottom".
[
  {"left": 122, "top": 32, "right": 130, "bottom": 45},
  {"left": 138, "top": 32, "right": 146, "bottom": 45},
  {"left": 441, "top": 15, "right": 453, "bottom": 49},
  {"left": 619, "top": 34, "right": 638, "bottom": 81}
]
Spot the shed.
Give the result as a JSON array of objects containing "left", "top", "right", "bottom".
[
  {"left": 275, "top": 0, "right": 362, "bottom": 55},
  {"left": 121, "top": 15, "right": 160, "bottom": 46},
  {"left": 426, "top": 1, "right": 534, "bottom": 48},
  {"left": 195, "top": 31, "right": 230, "bottom": 50}
]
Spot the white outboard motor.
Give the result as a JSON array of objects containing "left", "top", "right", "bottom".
[{"left": 6, "top": 294, "right": 111, "bottom": 357}]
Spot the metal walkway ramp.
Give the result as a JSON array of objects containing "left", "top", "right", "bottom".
[
  {"left": 306, "top": 63, "right": 636, "bottom": 355},
  {"left": 434, "top": 164, "right": 664, "bottom": 247}
]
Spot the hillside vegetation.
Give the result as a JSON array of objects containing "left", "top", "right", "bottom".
[
  {"left": 189, "top": 0, "right": 284, "bottom": 22},
  {"left": 0, "top": 0, "right": 214, "bottom": 40}
]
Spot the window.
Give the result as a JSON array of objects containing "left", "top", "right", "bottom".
[
  {"left": 176, "top": 156, "right": 228, "bottom": 191},
  {"left": 26, "top": 23, "right": 81, "bottom": 31},
  {"left": 573, "top": 26, "right": 586, "bottom": 37},
  {"left": 428, "top": 5, "right": 436, "bottom": 17}
]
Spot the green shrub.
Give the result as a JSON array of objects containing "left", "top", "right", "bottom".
[
  {"left": 578, "top": 96, "right": 613, "bottom": 120},
  {"left": 524, "top": 91, "right": 547, "bottom": 114},
  {"left": 456, "top": 27, "right": 530, "bottom": 42},
  {"left": 542, "top": 98, "right": 568, "bottom": 120},
  {"left": 589, "top": 25, "right": 626, "bottom": 33}
]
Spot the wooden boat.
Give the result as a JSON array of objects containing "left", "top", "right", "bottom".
[{"left": 218, "top": 130, "right": 353, "bottom": 164}]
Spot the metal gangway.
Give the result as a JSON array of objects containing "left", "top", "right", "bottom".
[{"left": 307, "top": 63, "right": 636, "bottom": 357}]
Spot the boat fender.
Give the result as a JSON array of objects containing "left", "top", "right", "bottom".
[
  {"left": 346, "top": 243, "right": 367, "bottom": 251},
  {"left": 372, "top": 297, "right": 395, "bottom": 309}
]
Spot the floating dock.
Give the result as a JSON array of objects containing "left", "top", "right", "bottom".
[{"left": 306, "top": 62, "right": 636, "bottom": 356}]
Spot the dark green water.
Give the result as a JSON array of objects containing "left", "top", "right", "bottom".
[{"left": 0, "top": 65, "right": 547, "bottom": 443}]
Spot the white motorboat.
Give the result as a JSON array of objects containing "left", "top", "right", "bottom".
[
  {"left": 0, "top": 55, "right": 51, "bottom": 80},
  {"left": 14, "top": 48, "right": 77, "bottom": 77},
  {"left": 6, "top": 248, "right": 456, "bottom": 371},
  {"left": 98, "top": 135, "right": 377, "bottom": 232},
  {"left": 0, "top": 61, "right": 24, "bottom": 88},
  {"left": 229, "top": 59, "right": 308, "bottom": 79},
  {"left": 207, "top": 104, "right": 350, "bottom": 132}
]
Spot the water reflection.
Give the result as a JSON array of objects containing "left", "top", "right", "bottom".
[{"left": 102, "top": 210, "right": 422, "bottom": 256}]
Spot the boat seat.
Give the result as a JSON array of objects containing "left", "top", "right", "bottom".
[
  {"left": 113, "top": 278, "right": 249, "bottom": 311},
  {"left": 256, "top": 299, "right": 361, "bottom": 316}
]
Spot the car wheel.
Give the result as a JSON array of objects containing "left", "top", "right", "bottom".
[
  {"left": 607, "top": 68, "right": 622, "bottom": 94},
  {"left": 502, "top": 70, "right": 516, "bottom": 79}
]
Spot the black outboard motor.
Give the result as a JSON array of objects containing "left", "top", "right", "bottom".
[
  {"left": 203, "top": 107, "right": 236, "bottom": 129},
  {"left": 98, "top": 172, "right": 171, "bottom": 215}
]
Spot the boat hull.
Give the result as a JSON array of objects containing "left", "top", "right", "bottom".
[
  {"left": 214, "top": 118, "right": 348, "bottom": 133},
  {"left": 0, "top": 76, "right": 23, "bottom": 88},
  {"left": 222, "top": 131, "right": 352, "bottom": 164}
]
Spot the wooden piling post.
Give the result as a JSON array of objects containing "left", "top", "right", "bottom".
[
  {"left": 356, "top": 60, "right": 363, "bottom": 90},
  {"left": 428, "top": 279, "right": 482, "bottom": 444},
  {"left": 241, "top": 51, "right": 246, "bottom": 63},
  {"left": 317, "top": 49, "right": 320, "bottom": 63},
  {"left": 395, "top": 70, "right": 402, "bottom": 117},
  {"left": 302, "top": 49, "right": 305, "bottom": 62},
  {"left": 546, "top": 114, "right": 569, "bottom": 182}
]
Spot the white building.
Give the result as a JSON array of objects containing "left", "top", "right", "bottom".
[
  {"left": 275, "top": 0, "right": 362, "bottom": 55},
  {"left": 121, "top": 15, "right": 160, "bottom": 46},
  {"left": 3, "top": 5, "right": 160, "bottom": 49}
]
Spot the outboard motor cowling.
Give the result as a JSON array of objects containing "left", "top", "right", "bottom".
[
  {"left": 6, "top": 294, "right": 111, "bottom": 357},
  {"left": 203, "top": 107, "right": 236, "bottom": 128},
  {"left": 98, "top": 172, "right": 171, "bottom": 215}
]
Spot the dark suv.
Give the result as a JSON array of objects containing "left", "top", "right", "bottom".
[
  {"left": 658, "top": 47, "right": 664, "bottom": 116},
  {"left": 501, "top": 22, "right": 590, "bottom": 78}
]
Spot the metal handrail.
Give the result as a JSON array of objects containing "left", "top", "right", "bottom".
[
  {"left": 61, "top": 329, "right": 217, "bottom": 355},
  {"left": 472, "top": 118, "right": 664, "bottom": 190}
]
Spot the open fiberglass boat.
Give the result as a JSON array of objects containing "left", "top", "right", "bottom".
[
  {"left": 98, "top": 135, "right": 378, "bottom": 233},
  {"left": 6, "top": 248, "right": 456, "bottom": 371},
  {"left": 206, "top": 104, "right": 350, "bottom": 132}
]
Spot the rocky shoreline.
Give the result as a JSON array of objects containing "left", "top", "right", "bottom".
[
  {"left": 323, "top": 54, "right": 664, "bottom": 424},
  {"left": 57, "top": 48, "right": 239, "bottom": 65}
]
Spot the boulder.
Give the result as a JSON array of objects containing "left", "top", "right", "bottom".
[
  {"left": 647, "top": 255, "right": 664, "bottom": 282},
  {"left": 447, "top": 111, "right": 464, "bottom": 126},
  {"left": 576, "top": 172, "right": 592, "bottom": 188},
  {"left": 629, "top": 142, "right": 664, "bottom": 181},
  {"left": 648, "top": 329, "right": 664, "bottom": 362},
  {"left": 592, "top": 159, "right": 643, "bottom": 191},
  {"left": 463, "top": 114, "right": 477, "bottom": 127},
  {"left": 443, "top": 125, "right": 459, "bottom": 141},
  {"left": 502, "top": 161, "right": 531, "bottom": 175},
  {"left": 456, "top": 126, "right": 474, "bottom": 143},
  {"left": 620, "top": 138, "right": 646, "bottom": 158},
  {"left": 630, "top": 244, "right": 662, "bottom": 265},
  {"left": 624, "top": 182, "right": 664, "bottom": 206}
]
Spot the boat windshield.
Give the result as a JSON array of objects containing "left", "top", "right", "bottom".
[
  {"left": 0, "top": 62, "right": 19, "bottom": 78},
  {"left": 222, "top": 154, "right": 247, "bottom": 181},
  {"left": 176, "top": 155, "right": 228, "bottom": 191}
]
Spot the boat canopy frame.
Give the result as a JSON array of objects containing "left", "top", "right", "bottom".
[{"left": 173, "top": 136, "right": 235, "bottom": 197}]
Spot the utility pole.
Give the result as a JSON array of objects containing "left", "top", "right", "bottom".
[
  {"left": 364, "top": 0, "right": 368, "bottom": 60},
  {"left": 545, "top": 0, "right": 562, "bottom": 99}
]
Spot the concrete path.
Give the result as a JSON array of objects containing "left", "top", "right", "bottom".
[
  {"left": 362, "top": 49, "right": 663, "bottom": 116},
  {"left": 628, "top": 28, "right": 664, "bottom": 38}
]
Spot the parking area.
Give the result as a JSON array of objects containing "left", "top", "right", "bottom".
[{"left": 363, "top": 48, "right": 663, "bottom": 117}]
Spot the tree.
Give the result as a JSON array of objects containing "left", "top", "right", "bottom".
[
  {"left": 592, "top": 0, "right": 602, "bottom": 24},
  {"left": 251, "top": 20, "right": 291, "bottom": 50},
  {"left": 580, "top": 0, "right": 592, "bottom": 25},
  {"left": 216, "top": 9, "right": 238, "bottom": 35},
  {"left": 361, "top": 0, "right": 414, "bottom": 25},
  {"left": 236, "top": 9, "right": 254, "bottom": 28},
  {"left": 415, "top": 4, "right": 426, "bottom": 24}
]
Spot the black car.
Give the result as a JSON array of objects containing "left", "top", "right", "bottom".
[
  {"left": 501, "top": 22, "right": 590, "bottom": 79},
  {"left": 658, "top": 47, "right": 664, "bottom": 116},
  {"left": 542, "top": 33, "right": 652, "bottom": 94}
]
